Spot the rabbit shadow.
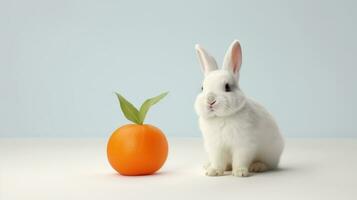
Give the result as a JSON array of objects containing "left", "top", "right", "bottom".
[{"left": 218, "top": 166, "right": 297, "bottom": 177}]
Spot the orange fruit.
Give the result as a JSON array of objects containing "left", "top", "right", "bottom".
[
  {"left": 108, "top": 91, "right": 169, "bottom": 176},
  {"left": 107, "top": 124, "right": 168, "bottom": 175}
]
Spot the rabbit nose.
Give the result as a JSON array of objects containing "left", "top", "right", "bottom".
[
  {"left": 209, "top": 100, "right": 216, "bottom": 106},
  {"left": 206, "top": 94, "right": 216, "bottom": 105}
]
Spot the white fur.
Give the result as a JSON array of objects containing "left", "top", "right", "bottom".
[{"left": 194, "top": 40, "right": 284, "bottom": 177}]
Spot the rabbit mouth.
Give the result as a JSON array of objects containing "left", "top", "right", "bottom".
[{"left": 207, "top": 105, "right": 217, "bottom": 112}]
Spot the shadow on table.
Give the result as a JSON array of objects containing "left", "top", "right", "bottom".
[
  {"left": 105, "top": 170, "right": 176, "bottom": 178},
  {"left": 264, "top": 166, "right": 296, "bottom": 174},
  {"left": 103, "top": 165, "right": 301, "bottom": 179}
]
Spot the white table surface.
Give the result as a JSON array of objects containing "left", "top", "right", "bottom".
[{"left": 1, "top": 138, "right": 357, "bottom": 200}]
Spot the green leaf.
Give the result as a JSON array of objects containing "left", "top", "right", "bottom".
[
  {"left": 139, "top": 92, "right": 169, "bottom": 124},
  {"left": 115, "top": 93, "right": 141, "bottom": 124}
]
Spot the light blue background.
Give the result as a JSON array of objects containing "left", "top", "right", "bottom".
[{"left": 1, "top": 0, "right": 356, "bottom": 137}]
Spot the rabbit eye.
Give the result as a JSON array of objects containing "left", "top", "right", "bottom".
[
  {"left": 225, "top": 83, "right": 231, "bottom": 92},
  {"left": 201, "top": 86, "right": 203, "bottom": 91}
]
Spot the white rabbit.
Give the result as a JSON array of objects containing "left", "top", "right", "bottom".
[{"left": 194, "top": 40, "right": 284, "bottom": 177}]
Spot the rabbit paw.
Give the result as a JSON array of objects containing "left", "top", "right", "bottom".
[
  {"left": 232, "top": 167, "right": 250, "bottom": 177},
  {"left": 205, "top": 166, "right": 224, "bottom": 176},
  {"left": 249, "top": 162, "right": 268, "bottom": 172}
]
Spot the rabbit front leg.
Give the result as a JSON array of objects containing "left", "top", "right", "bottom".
[
  {"left": 232, "top": 147, "right": 255, "bottom": 177},
  {"left": 205, "top": 146, "right": 228, "bottom": 176}
]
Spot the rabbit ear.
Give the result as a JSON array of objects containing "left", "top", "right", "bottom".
[
  {"left": 195, "top": 44, "right": 218, "bottom": 75},
  {"left": 222, "top": 40, "right": 242, "bottom": 77}
]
